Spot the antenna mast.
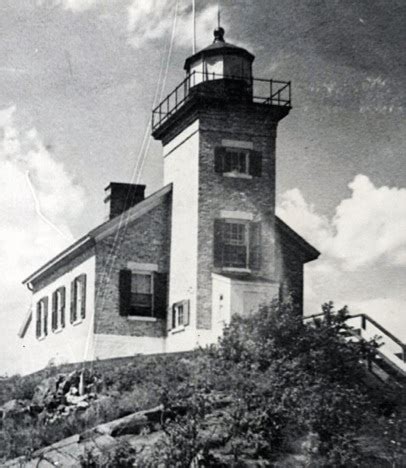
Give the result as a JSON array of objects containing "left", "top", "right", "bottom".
[
  {"left": 217, "top": 1, "right": 221, "bottom": 28},
  {"left": 192, "top": 0, "right": 196, "bottom": 54}
]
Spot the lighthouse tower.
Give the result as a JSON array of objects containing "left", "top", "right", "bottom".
[{"left": 152, "top": 28, "right": 301, "bottom": 351}]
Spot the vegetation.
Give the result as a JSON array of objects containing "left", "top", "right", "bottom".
[{"left": 1, "top": 301, "right": 406, "bottom": 466}]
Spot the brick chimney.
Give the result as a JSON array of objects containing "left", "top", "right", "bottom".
[{"left": 104, "top": 183, "right": 146, "bottom": 220}]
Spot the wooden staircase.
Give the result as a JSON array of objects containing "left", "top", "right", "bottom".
[{"left": 304, "top": 312, "right": 406, "bottom": 387}]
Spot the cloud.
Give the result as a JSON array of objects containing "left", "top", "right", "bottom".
[
  {"left": 277, "top": 175, "right": 406, "bottom": 271},
  {"left": 37, "top": 0, "right": 98, "bottom": 12},
  {"left": 277, "top": 175, "right": 406, "bottom": 333},
  {"left": 127, "top": 0, "right": 218, "bottom": 49},
  {"left": 0, "top": 106, "right": 86, "bottom": 314}
]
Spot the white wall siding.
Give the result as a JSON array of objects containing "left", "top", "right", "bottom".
[
  {"left": 164, "top": 120, "right": 200, "bottom": 353},
  {"left": 93, "top": 334, "right": 165, "bottom": 359},
  {"left": 19, "top": 256, "right": 96, "bottom": 375}
]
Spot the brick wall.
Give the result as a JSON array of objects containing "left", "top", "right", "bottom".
[
  {"left": 94, "top": 198, "right": 171, "bottom": 337},
  {"left": 196, "top": 102, "right": 280, "bottom": 329},
  {"left": 275, "top": 235, "right": 305, "bottom": 312}
]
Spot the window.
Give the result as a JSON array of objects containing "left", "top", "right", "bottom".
[
  {"left": 130, "top": 273, "right": 153, "bottom": 317},
  {"left": 214, "top": 147, "right": 262, "bottom": 177},
  {"left": 223, "top": 222, "right": 248, "bottom": 268},
  {"left": 214, "top": 219, "right": 261, "bottom": 270},
  {"left": 70, "top": 274, "right": 86, "bottom": 324},
  {"left": 36, "top": 297, "right": 48, "bottom": 339},
  {"left": 52, "top": 287, "right": 66, "bottom": 332},
  {"left": 119, "top": 269, "right": 167, "bottom": 319},
  {"left": 224, "top": 148, "right": 249, "bottom": 174},
  {"left": 170, "top": 300, "right": 190, "bottom": 330}
]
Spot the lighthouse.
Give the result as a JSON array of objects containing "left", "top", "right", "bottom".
[{"left": 152, "top": 27, "right": 316, "bottom": 351}]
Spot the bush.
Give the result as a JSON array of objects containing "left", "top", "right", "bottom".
[{"left": 141, "top": 301, "right": 406, "bottom": 466}]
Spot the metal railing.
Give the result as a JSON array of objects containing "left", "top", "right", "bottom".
[{"left": 152, "top": 71, "right": 291, "bottom": 131}]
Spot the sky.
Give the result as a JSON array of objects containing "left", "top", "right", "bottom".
[{"left": 0, "top": 0, "right": 405, "bottom": 375}]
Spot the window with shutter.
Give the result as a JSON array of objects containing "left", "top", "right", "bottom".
[
  {"left": 129, "top": 273, "right": 153, "bottom": 317},
  {"left": 52, "top": 287, "right": 66, "bottom": 332},
  {"left": 52, "top": 291, "right": 57, "bottom": 332},
  {"left": 70, "top": 275, "right": 86, "bottom": 324},
  {"left": 36, "top": 297, "right": 48, "bottom": 339},
  {"left": 70, "top": 279, "right": 76, "bottom": 323},
  {"left": 79, "top": 275, "right": 86, "bottom": 319},
  {"left": 214, "top": 219, "right": 262, "bottom": 270},
  {"left": 214, "top": 147, "right": 262, "bottom": 177},
  {"left": 36, "top": 302, "right": 41, "bottom": 338},
  {"left": 171, "top": 300, "right": 191, "bottom": 329},
  {"left": 60, "top": 287, "right": 66, "bottom": 328}
]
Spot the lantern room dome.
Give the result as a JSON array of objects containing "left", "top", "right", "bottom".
[{"left": 184, "top": 27, "right": 255, "bottom": 81}]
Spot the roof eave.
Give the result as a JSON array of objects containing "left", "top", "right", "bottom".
[
  {"left": 22, "top": 236, "right": 94, "bottom": 286},
  {"left": 184, "top": 47, "right": 255, "bottom": 71},
  {"left": 22, "top": 184, "right": 173, "bottom": 287},
  {"left": 276, "top": 217, "right": 320, "bottom": 263}
]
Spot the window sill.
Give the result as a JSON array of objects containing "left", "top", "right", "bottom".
[
  {"left": 72, "top": 319, "right": 83, "bottom": 327},
  {"left": 223, "top": 172, "right": 253, "bottom": 179},
  {"left": 170, "top": 326, "right": 186, "bottom": 334},
  {"left": 36, "top": 335, "right": 46, "bottom": 341},
  {"left": 127, "top": 316, "right": 157, "bottom": 322},
  {"left": 222, "top": 267, "right": 252, "bottom": 273},
  {"left": 53, "top": 328, "right": 64, "bottom": 334}
]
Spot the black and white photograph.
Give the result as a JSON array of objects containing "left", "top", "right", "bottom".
[{"left": 0, "top": 0, "right": 405, "bottom": 465}]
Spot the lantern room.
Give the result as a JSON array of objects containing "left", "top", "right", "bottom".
[{"left": 184, "top": 27, "right": 254, "bottom": 88}]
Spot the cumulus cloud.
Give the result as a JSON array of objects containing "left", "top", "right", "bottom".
[
  {"left": 0, "top": 106, "right": 86, "bottom": 314},
  {"left": 127, "top": 0, "right": 218, "bottom": 49},
  {"left": 278, "top": 175, "right": 406, "bottom": 334},
  {"left": 277, "top": 175, "right": 406, "bottom": 271}
]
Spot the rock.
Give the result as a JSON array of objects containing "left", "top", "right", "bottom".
[
  {"left": 0, "top": 399, "right": 29, "bottom": 418},
  {"left": 31, "top": 376, "right": 58, "bottom": 407}
]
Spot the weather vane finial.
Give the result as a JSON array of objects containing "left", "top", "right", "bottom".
[{"left": 213, "top": 2, "right": 225, "bottom": 43}]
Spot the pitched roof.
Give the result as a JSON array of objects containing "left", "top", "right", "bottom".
[
  {"left": 22, "top": 184, "right": 172, "bottom": 287},
  {"left": 275, "top": 216, "right": 320, "bottom": 263}
]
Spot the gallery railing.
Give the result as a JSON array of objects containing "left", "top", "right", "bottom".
[{"left": 152, "top": 71, "right": 291, "bottom": 131}]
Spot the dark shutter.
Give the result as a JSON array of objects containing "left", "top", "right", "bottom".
[
  {"left": 183, "top": 300, "right": 190, "bottom": 326},
  {"left": 249, "top": 222, "right": 262, "bottom": 270},
  {"left": 60, "top": 287, "right": 66, "bottom": 328},
  {"left": 249, "top": 150, "right": 262, "bottom": 177},
  {"left": 70, "top": 280, "right": 76, "bottom": 323},
  {"left": 51, "top": 291, "right": 57, "bottom": 331},
  {"left": 213, "top": 219, "right": 224, "bottom": 267},
  {"left": 36, "top": 302, "right": 41, "bottom": 338},
  {"left": 153, "top": 272, "right": 167, "bottom": 319},
  {"left": 214, "top": 147, "right": 225, "bottom": 173},
  {"left": 80, "top": 274, "right": 87, "bottom": 319},
  {"left": 119, "top": 269, "right": 132, "bottom": 316},
  {"left": 43, "top": 297, "right": 48, "bottom": 336},
  {"left": 172, "top": 304, "right": 177, "bottom": 329}
]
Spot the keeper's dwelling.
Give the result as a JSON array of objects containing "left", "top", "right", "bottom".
[{"left": 18, "top": 28, "right": 319, "bottom": 374}]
